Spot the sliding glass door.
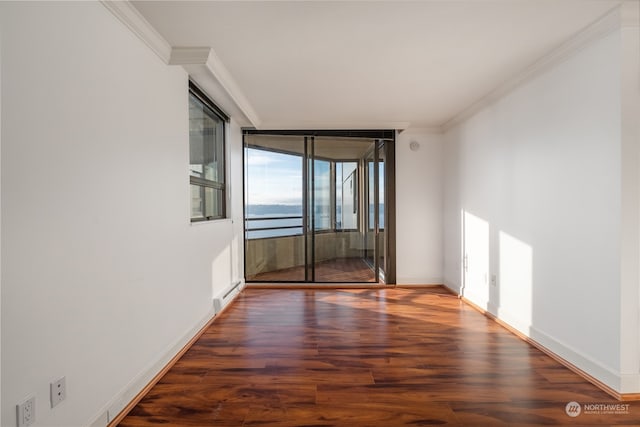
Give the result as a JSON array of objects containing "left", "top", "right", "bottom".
[
  {"left": 243, "top": 131, "right": 394, "bottom": 284},
  {"left": 244, "top": 135, "right": 306, "bottom": 281}
]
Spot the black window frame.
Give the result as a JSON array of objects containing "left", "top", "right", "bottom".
[{"left": 189, "top": 81, "right": 229, "bottom": 222}]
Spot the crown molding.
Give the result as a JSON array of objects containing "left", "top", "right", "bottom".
[
  {"left": 170, "top": 47, "right": 261, "bottom": 128},
  {"left": 101, "top": 1, "right": 261, "bottom": 128},
  {"left": 168, "top": 47, "right": 211, "bottom": 66},
  {"left": 100, "top": 0, "right": 171, "bottom": 64},
  {"left": 397, "top": 126, "right": 444, "bottom": 135},
  {"left": 257, "top": 121, "right": 411, "bottom": 131},
  {"left": 442, "top": 4, "right": 623, "bottom": 132},
  {"left": 201, "top": 49, "right": 261, "bottom": 128}
]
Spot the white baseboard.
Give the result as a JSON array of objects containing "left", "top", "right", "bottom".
[
  {"left": 86, "top": 298, "right": 233, "bottom": 426},
  {"left": 91, "top": 280, "right": 247, "bottom": 426},
  {"left": 396, "top": 277, "right": 444, "bottom": 285},
  {"left": 527, "top": 324, "right": 621, "bottom": 392},
  {"left": 95, "top": 307, "right": 216, "bottom": 426},
  {"left": 462, "top": 292, "right": 624, "bottom": 394},
  {"left": 620, "top": 373, "right": 640, "bottom": 393},
  {"left": 89, "top": 411, "right": 109, "bottom": 427},
  {"left": 442, "top": 280, "right": 461, "bottom": 295}
]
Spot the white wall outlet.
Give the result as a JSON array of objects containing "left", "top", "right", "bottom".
[
  {"left": 16, "top": 396, "right": 35, "bottom": 427},
  {"left": 50, "top": 376, "right": 66, "bottom": 408},
  {"left": 491, "top": 274, "right": 497, "bottom": 287}
]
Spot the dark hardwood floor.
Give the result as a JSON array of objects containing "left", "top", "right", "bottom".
[
  {"left": 118, "top": 287, "right": 639, "bottom": 426},
  {"left": 247, "top": 258, "right": 377, "bottom": 283}
]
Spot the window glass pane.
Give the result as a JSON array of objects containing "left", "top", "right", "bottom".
[
  {"left": 191, "top": 184, "right": 205, "bottom": 220},
  {"left": 205, "top": 187, "right": 224, "bottom": 219},
  {"left": 337, "top": 161, "right": 358, "bottom": 230},
  {"left": 189, "top": 85, "right": 226, "bottom": 222},
  {"left": 191, "top": 185, "right": 223, "bottom": 220},
  {"left": 245, "top": 147, "right": 303, "bottom": 239},
  {"left": 366, "top": 160, "right": 384, "bottom": 230},
  {"left": 379, "top": 162, "right": 385, "bottom": 229},
  {"left": 335, "top": 163, "right": 342, "bottom": 229},
  {"left": 189, "top": 93, "right": 224, "bottom": 183},
  {"left": 368, "top": 161, "right": 375, "bottom": 230},
  {"left": 314, "top": 159, "right": 330, "bottom": 230}
]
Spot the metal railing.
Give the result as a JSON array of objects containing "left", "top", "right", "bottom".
[{"left": 245, "top": 216, "right": 304, "bottom": 239}]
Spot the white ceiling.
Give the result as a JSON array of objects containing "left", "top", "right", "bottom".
[{"left": 132, "top": 0, "right": 621, "bottom": 130}]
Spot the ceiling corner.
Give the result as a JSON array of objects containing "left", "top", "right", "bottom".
[{"left": 100, "top": 0, "right": 171, "bottom": 63}]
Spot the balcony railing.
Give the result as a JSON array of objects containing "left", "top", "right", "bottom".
[{"left": 245, "top": 216, "right": 303, "bottom": 239}]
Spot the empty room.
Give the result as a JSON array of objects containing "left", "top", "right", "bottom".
[{"left": 1, "top": 0, "right": 639, "bottom": 426}]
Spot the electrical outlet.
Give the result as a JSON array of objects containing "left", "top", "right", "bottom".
[
  {"left": 16, "top": 396, "right": 35, "bottom": 427},
  {"left": 50, "top": 376, "right": 66, "bottom": 408},
  {"left": 491, "top": 274, "right": 497, "bottom": 287}
]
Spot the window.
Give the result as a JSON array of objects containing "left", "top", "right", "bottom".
[{"left": 189, "top": 82, "right": 228, "bottom": 221}]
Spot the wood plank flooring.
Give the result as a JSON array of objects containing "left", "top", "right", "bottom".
[{"left": 118, "top": 287, "right": 640, "bottom": 426}]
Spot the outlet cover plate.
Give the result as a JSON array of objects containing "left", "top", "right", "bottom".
[
  {"left": 16, "top": 396, "right": 35, "bottom": 427},
  {"left": 50, "top": 377, "right": 66, "bottom": 408}
]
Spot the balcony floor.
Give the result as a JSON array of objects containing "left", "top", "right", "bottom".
[{"left": 247, "top": 257, "right": 378, "bottom": 283}]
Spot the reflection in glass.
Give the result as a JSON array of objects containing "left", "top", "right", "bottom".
[
  {"left": 189, "top": 94, "right": 224, "bottom": 183},
  {"left": 314, "top": 159, "right": 331, "bottom": 230},
  {"left": 336, "top": 162, "right": 358, "bottom": 230},
  {"left": 191, "top": 185, "right": 223, "bottom": 220},
  {"left": 189, "top": 89, "right": 225, "bottom": 221}
]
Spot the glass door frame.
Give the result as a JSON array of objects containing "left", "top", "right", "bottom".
[{"left": 242, "top": 129, "right": 396, "bottom": 284}]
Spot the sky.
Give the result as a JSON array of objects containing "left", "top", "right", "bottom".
[{"left": 245, "top": 148, "right": 304, "bottom": 205}]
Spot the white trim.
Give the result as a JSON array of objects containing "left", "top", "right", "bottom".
[
  {"left": 204, "top": 50, "right": 261, "bottom": 128},
  {"left": 620, "top": 373, "right": 640, "bottom": 394},
  {"left": 259, "top": 121, "right": 411, "bottom": 131},
  {"left": 100, "top": 0, "right": 171, "bottom": 64},
  {"left": 0, "top": 23, "right": 3, "bottom": 426},
  {"left": 168, "top": 47, "right": 211, "bottom": 66},
  {"left": 443, "top": 281, "right": 461, "bottom": 295},
  {"left": 396, "top": 278, "right": 444, "bottom": 286},
  {"left": 171, "top": 47, "right": 261, "bottom": 128},
  {"left": 189, "top": 218, "right": 233, "bottom": 227},
  {"left": 527, "top": 324, "right": 621, "bottom": 392},
  {"left": 397, "top": 127, "right": 443, "bottom": 135},
  {"left": 442, "top": 5, "right": 622, "bottom": 131},
  {"left": 99, "top": 3, "right": 261, "bottom": 127},
  {"left": 443, "top": 281, "right": 627, "bottom": 393},
  {"left": 86, "top": 307, "right": 217, "bottom": 427},
  {"left": 459, "top": 290, "right": 624, "bottom": 393}
]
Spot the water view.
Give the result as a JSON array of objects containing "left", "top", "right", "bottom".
[{"left": 245, "top": 204, "right": 383, "bottom": 239}]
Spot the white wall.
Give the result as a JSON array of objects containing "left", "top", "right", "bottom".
[
  {"left": 396, "top": 129, "right": 443, "bottom": 284},
  {"left": 618, "top": 0, "right": 640, "bottom": 395},
  {"left": 443, "top": 26, "right": 630, "bottom": 391},
  {"left": 0, "top": 2, "right": 243, "bottom": 426},
  {"left": 0, "top": 18, "right": 3, "bottom": 425},
  {"left": 227, "top": 120, "right": 245, "bottom": 287}
]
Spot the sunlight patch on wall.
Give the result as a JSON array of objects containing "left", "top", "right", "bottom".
[
  {"left": 498, "top": 231, "right": 533, "bottom": 330},
  {"left": 462, "top": 210, "right": 490, "bottom": 307}
]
